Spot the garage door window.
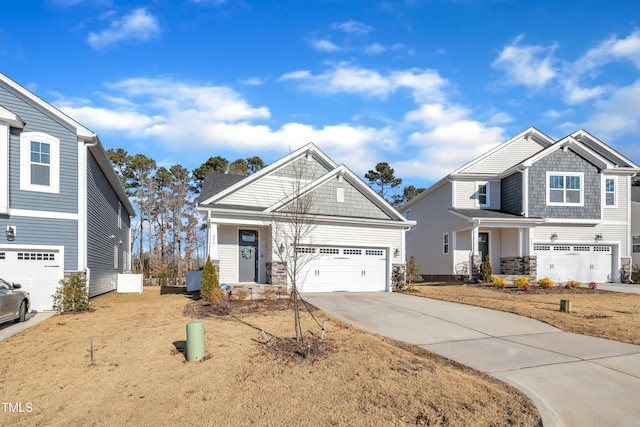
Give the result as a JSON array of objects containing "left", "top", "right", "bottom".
[
  {"left": 17, "top": 252, "right": 56, "bottom": 261},
  {"left": 0, "top": 252, "right": 4, "bottom": 260}
]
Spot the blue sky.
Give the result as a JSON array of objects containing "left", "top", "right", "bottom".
[{"left": 3, "top": 0, "right": 640, "bottom": 191}]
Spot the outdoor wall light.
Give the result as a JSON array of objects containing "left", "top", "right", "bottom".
[
  {"left": 595, "top": 233, "right": 603, "bottom": 242},
  {"left": 279, "top": 243, "right": 285, "bottom": 252},
  {"left": 6, "top": 225, "right": 16, "bottom": 241},
  {"left": 394, "top": 248, "right": 400, "bottom": 257},
  {"left": 550, "top": 233, "right": 558, "bottom": 242}
]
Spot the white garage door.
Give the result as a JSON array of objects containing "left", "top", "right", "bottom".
[
  {"left": 298, "top": 247, "right": 387, "bottom": 292},
  {"left": 0, "top": 249, "right": 61, "bottom": 311},
  {"left": 534, "top": 244, "right": 612, "bottom": 283}
]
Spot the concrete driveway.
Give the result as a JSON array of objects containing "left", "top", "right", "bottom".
[
  {"left": 0, "top": 311, "right": 56, "bottom": 341},
  {"left": 303, "top": 292, "right": 640, "bottom": 427}
]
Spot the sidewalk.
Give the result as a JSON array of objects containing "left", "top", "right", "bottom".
[{"left": 0, "top": 311, "right": 56, "bottom": 341}]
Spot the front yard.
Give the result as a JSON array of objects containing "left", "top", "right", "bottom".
[
  {"left": 0, "top": 286, "right": 540, "bottom": 426},
  {"left": 408, "top": 283, "right": 640, "bottom": 345}
]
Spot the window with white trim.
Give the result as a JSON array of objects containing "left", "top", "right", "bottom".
[
  {"left": 476, "top": 182, "right": 489, "bottom": 207},
  {"left": 605, "top": 177, "right": 616, "bottom": 207},
  {"left": 633, "top": 235, "right": 640, "bottom": 253},
  {"left": 547, "top": 172, "right": 583, "bottom": 206},
  {"left": 118, "top": 202, "right": 122, "bottom": 228},
  {"left": 20, "top": 132, "right": 60, "bottom": 193},
  {"left": 443, "top": 233, "right": 449, "bottom": 254},
  {"left": 114, "top": 244, "right": 119, "bottom": 269}
]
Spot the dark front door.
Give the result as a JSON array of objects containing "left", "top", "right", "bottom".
[
  {"left": 478, "top": 232, "right": 489, "bottom": 262},
  {"left": 239, "top": 230, "right": 258, "bottom": 282}
]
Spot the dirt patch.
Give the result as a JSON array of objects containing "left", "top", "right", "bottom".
[
  {"left": 408, "top": 283, "right": 640, "bottom": 345},
  {"left": 0, "top": 286, "right": 540, "bottom": 426}
]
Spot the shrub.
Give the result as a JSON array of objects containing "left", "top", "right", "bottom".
[
  {"left": 632, "top": 264, "right": 640, "bottom": 284},
  {"left": 538, "top": 277, "right": 554, "bottom": 289},
  {"left": 479, "top": 255, "right": 493, "bottom": 283},
  {"left": 201, "top": 256, "right": 223, "bottom": 304},
  {"left": 233, "top": 288, "right": 250, "bottom": 301},
  {"left": 566, "top": 280, "right": 581, "bottom": 289},
  {"left": 52, "top": 273, "right": 90, "bottom": 312},
  {"left": 405, "top": 257, "right": 422, "bottom": 289},
  {"left": 523, "top": 283, "right": 531, "bottom": 291},
  {"left": 514, "top": 277, "right": 529, "bottom": 289},
  {"left": 491, "top": 276, "right": 506, "bottom": 287},
  {"left": 589, "top": 281, "right": 598, "bottom": 289},
  {"left": 262, "top": 287, "right": 278, "bottom": 300}
]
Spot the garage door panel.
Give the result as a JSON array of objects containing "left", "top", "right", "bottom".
[
  {"left": 0, "top": 249, "right": 60, "bottom": 311},
  {"left": 534, "top": 244, "right": 612, "bottom": 284}
]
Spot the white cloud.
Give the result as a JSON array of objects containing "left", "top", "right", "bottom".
[
  {"left": 573, "top": 29, "right": 640, "bottom": 72},
  {"left": 492, "top": 35, "right": 557, "bottom": 89},
  {"left": 331, "top": 21, "right": 372, "bottom": 35},
  {"left": 87, "top": 8, "right": 161, "bottom": 49},
  {"left": 280, "top": 63, "right": 447, "bottom": 102},
  {"left": 582, "top": 79, "right": 640, "bottom": 140},
  {"left": 239, "top": 77, "right": 266, "bottom": 86},
  {"left": 310, "top": 38, "right": 342, "bottom": 53},
  {"left": 365, "top": 43, "right": 386, "bottom": 55}
]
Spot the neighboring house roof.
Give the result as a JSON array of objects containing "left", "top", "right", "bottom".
[
  {"left": 449, "top": 208, "right": 546, "bottom": 224},
  {"left": 0, "top": 73, "right": 135, "bottom": 217},
  {"left": 198, "top": 143, "right": 413, "bottom": 226}
]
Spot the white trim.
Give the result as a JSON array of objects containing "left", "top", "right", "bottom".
[
  {"left": 19, "top": 131, "right": 60, "bottom": 194},
  {"left": 522, "top": 167, "right": 529, "bottom": 217},
  {"left": 546, "top": 172, "right": 584, "bottom": 206},
  {"left": 475, "top": 181, "right": 489, "bottom": 208},
  {"left": 0, "top": 123, "right": 9, "bottom": 214},
  {"left": 603, "top": 176, "right": 617, "bottom": 208},
  {"left": 8, "top": 208, "right": 78, "bottom": 220},
  {"left": 78, "top": 140, "right": 88, "bottom": 271}
]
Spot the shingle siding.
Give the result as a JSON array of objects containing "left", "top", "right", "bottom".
[
  {"left": 528, "top": 148, "right": 601, "bottom": 219},
  {"left": 305, "top": 177, "right": 391, "bottom": 220},
  {"left": 501, "top": 172, "right": 522, "bottom": 215}
]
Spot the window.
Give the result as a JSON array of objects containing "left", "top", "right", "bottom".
[
  {"left": 114, "top": 245, "right": 118, "bottom": 269},
  {"left": 605, "top": 177, "right": 616, "bottom": 207},
  {"left": 633, "top": 235, "right": 640, "bottom": 253},
  {"left": 547, "top": 172, "right": 583, "bottom": 206},
  {"left": 20, "top": 132, "right": 60, "bottom": 193},
  {"left": 118, "top": 202, "right": 122, "bottom": 228},
  {"left": 477, "top": 182, "right": 488, "bottom": 207},
  {"left": 443, "top": 233, "right": 449, "bottom": 254}
]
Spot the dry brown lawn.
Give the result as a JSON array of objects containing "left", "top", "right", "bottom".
[
  {"left": 0, "top": 286, "right": 540, "bottom": 426},
  {"left": 408, "top": 283, "right": 640, "bottom": 345}
]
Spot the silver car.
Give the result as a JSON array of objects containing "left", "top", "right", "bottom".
[{"left": 0, "top": 277, "right": 30, "bottom": 324}]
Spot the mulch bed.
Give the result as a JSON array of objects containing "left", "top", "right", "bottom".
[{"left": 468, "top": 284, "right": 608, "bottom": 295}]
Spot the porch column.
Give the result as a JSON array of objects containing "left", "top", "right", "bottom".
[
  {"left": 518, "top": 228, "right": 524, "bottom": 257},
  {"left": 208, "top": 221, "right": 219, "bottom": 259},
  {"left": 470, "top": 225, "right": 479, "bottom": 281}
]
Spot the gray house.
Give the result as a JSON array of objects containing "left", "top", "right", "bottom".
[
  {"left": 401, "top": 128, "right": 640, "bottom": 284},
  {"left": 0, "top": 73, "right": 135, "bottom": 311}
]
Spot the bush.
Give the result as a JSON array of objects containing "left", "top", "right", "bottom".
[
  {"left": 492, "top": 276, "right": 506, "bottom": 288},
  {"left": 52, "top": 273, "right": 90, "bottom": 312},
  {"left": 514, "top": 277, "right": 529, "bottom": 289},
  {"left": 405, "top": 257, "right": 422, "bottom": 288},
  {"left": 523, "top": 283, "right": 531, "bottom": 291},
  {"left": 566, "top": 280, "right": 581, "bottom": 289},
  {"left": 233, "top": 288, "right": 250, "bottom": 301},
  {"left": 538, "top": 277, "right": 554, "bottom": 289},
  {"left": 201, "top": 256, "right": 223, "bottom": 304},
  {"left": 589, "top": 281, "right": 598, "bottom": 289},
  {"left": 632, "top": 264, "right": 640, "bottom": 284},
  {"left": 479, "top": 255, "right": 493, "bottom": 283}
]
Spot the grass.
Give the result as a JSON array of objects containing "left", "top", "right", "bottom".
[
  {"left": 408, "top": 283, "right": 640, "bottom": 345},
  {"left": 0, "top": 286, "right": 540, "bottom": 426}
]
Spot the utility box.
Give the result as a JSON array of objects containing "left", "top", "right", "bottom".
[
  {"left": 560, "top": 299, "right": 571, "bottom": 313},
  {"left": 186, "top": 321, "right": 205, "bottom": 362}
]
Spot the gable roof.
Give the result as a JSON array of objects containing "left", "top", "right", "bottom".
[
  {"left": 198, "top": 143, "right": 412, "bottom": 225},
  {"left": 0, "top": 73, "right": 135, "bottom": 217},
  {"left": 199, "top": 173, "right": 247, "bottom": 202}
]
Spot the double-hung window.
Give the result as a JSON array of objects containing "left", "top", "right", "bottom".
[
  {"left": 547, "top": 172, "right": 583, "bottom": 206},
  {"left": 633, "top": 235, "right": 640, "bottom": 253},
  {"left": 20, "top": 132, "right": 60, "bottom": 193},
  {"left": 605, "top": 177, "right": 616, "bottom": 207},
  {"left": 476, "top": 182, "right": 489, "bottom": 208},
  {"left": 443, "top": 233, "right": 449, "bottom": 254}
]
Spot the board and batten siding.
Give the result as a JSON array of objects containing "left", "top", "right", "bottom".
[
  {"left": 464, "top": 136, "right": 546, "bottom": 174},
  {"left": 86, "top": 151, "right": 130, "bottom": 297},
  {"left": 3, "top": 87, "right": 79, "bottom": 214}
]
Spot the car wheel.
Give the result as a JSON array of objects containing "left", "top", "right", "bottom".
[{"left": 14, "top": 301, "right": 26, "bottom": 323}]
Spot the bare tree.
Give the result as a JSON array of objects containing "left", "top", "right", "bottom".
[{"left": 270, "top": 159, "right": 319, "bottom": 342}]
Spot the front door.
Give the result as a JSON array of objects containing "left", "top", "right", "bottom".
[
  {"left": 238, "top": 230, "right": 258, "bottom": 282},
  {"left": 478, "top": 232, "right": 489, "bottom": 262}
]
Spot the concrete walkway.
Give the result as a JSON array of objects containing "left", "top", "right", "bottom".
[
  {"left": 0, "top": 311, "right": 56, "bottom": 342},
  {"left": 303, "top": 292, "right": 640, "bottom": 427}
]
